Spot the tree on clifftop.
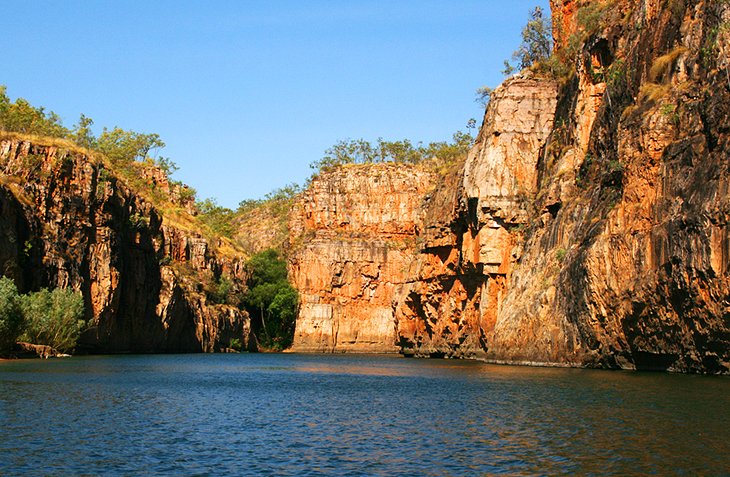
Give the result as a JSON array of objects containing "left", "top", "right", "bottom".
[{"left": 504, "top": 6, "right": 553, "bottom": 73}]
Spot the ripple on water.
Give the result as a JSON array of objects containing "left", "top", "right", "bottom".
[{"left": 1, "top": 354, "right": 729, "bottom": 476}]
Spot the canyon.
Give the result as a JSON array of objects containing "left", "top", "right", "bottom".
[{"left": 1, "top": 0, "right": 728, "bottom": 374}]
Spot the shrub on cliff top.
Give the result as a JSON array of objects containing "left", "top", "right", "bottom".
[
  {"left": 196, "top": 198, "right": 236, "bottom": 238},
  {"left": 310, "top": 132, "right": 473, "bottom": 173},
  {"left": 0, "top": 86, "right": 69, "bottom": 138},
  {"left": 511, "top": 6, "right": 553, "bottom": 71}
]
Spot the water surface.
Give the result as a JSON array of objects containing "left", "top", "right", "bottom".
[{"left": 1, "top": 354, "right": 728, "bottom": 476}]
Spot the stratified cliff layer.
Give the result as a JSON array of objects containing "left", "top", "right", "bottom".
[
  {"left": 289, "top": 0, "right": 730, "bottom": 373},
  {"left": 394, "top": 78, "right": 558, "bottom": 358},
  {"left": 0, "top": 136, "right": 249, "bottom": 353},
  {"left": 485, "top": 0, "right": 730, "bottom": 372},
  {"left": 288, "top": 164, "right": 436, "bottom": 352}
]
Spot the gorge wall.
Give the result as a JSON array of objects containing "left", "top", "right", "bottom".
[
  {"left": 289, "top": 0, "right": 730, "bottom": 373},
  {"left": 0, "top": 137, "right": 250, "bottom": 353},
  {"left": 288, "top": 164, "right": 437, "bottom": 352}
]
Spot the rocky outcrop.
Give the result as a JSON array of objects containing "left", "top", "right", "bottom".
[
  {"left": 288, "top": 78, "right": 557, "bottom": 357},
  {"left": 11, "top": 342, "right": 66, "bottom": 359},
  {"left": 473, "top": 0, "right": 730, "bottom": 373},
  {"left": 394, "top": 77, "right": 558, "bottom": 358},
  {"left": 0, "top": 137, "right": 250, "bottom": 353},
  {"left": 288, "top": 0, "right": 730, "bottom": 373},
  {"left": 288, "top": 164, "right": 437, "bottom": 352}
]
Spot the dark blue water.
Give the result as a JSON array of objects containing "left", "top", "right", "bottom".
[{"left": 1, "top": 354, "right": 729, "bottom": 476}]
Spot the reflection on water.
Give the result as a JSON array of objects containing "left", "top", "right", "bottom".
[{"left": 1, "top": 354, "right": 729, "bottom": 476}]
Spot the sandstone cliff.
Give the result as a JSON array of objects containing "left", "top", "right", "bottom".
[
  {"left": 288, "top": 163, "right": 437, "bottom": 352},
  {"left": 0, "top": 135, "right": 250, "bottom": 353},
  {"left": 482, "top": 0, "right": 730, "bottom": 373},
  {"left": 288, "top": 0, "right": 730, "bottom": 373}
]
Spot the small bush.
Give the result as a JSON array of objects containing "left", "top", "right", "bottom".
[
  {"left": 196, "top": 198, "right": 236, "bottom": 238},
  {"left": 556, "top": 248, "right": 567, "bottom": 263},
  {"left": 206, "top": 275, "right": 243, "bottom": 306},
  {"left": 649, "top": 47, "right": 688, "bottom": 83},
  {"left": 19, "top": 287, "right": 86, "bottom": 353},
  {"left": 0, "top": 277, "right": 24, "bottom": 353},
  {"left": 309, "top": 132, "right": 473, "bottom": 174},
  {"left": 229, "top": 337, "right": 242, "bottom": 351}
]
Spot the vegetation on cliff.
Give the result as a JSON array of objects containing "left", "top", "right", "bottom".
[
  {"left": 0, "top": 85, "right": 248, "bottom": 258},
  {"left": 0, "top": 277, "right": 24, "bottom": 354},
  {"left": 506, "top": 6, "right": 553, "bottom": 73},
  {"left": 235, "top": 184, "right": 301, "bottom": 254},
  {"left": 309, "top": 132, "right": 473, "bottom": 173}
]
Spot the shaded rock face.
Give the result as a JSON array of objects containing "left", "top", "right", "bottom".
[
  {"left": 289, "top": 0, "right": 730, "bottom": 373},
  {"left": 0, "top": 139, "right": 249, "bottom": 353},
  {"left": 288, "top": 164, "right": 437, "bottom": 352},
  {"left": 394, "top": 78, "right": 559, "bottom": 358},
  {"left": 487, "top": 0, "right": 730, "bottom": 372}
]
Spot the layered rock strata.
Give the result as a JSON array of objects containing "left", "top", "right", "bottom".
[
  {"left": 394, "top": 77, "right": 558, "bottom": 358},
  {"left": 0, "top": 137, "right": 249, "bottom": 353},
  {"left": 288, "top": 164, "right": 437, "bottom": 352},
  {"left": 288, "top": 0, "right": 730, "bottom": 373}
]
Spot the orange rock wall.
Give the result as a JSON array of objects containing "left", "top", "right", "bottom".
[
  {"left": 288, "top": 0, "right": 730, "bottom": 373},
  {"left": 288, "top": 164, "right": 436, "bottom": 352},
  {"left": 0, "top": 139, "right": 249, "bottom": 353}
]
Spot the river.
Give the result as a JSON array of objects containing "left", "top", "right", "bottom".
[{"left": 1, "top": 354, "right": 728, "bottom": 476}]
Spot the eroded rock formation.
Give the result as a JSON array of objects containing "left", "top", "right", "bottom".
[
  {"left": 288, "top": 164, "right": 437, "bottom": 352},
  {"left": 288, "top": 0, "right": 730, "bottom": 373},
  {"left": 0, "top": 138, "right": 250, "bottom": 353}
]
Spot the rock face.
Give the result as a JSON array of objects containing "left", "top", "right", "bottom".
[
  {"left": 288, "top": 0, "right": 730, "bottom": 373},
  {"left": 288, "top": 164, "right": 437, "bottom": 352},
  {"left": 0, "top": 137, "right": 250, "bottom": 353},
  {"left": 479, "top": 0, "right": 730, "bottom": 373},
  {"left": 394, "top": 78, "right": 558, "bottom": 358}
]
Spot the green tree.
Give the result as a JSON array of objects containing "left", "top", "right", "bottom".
[
  {"left": 0, "top": 86, "right": 69, "bottom": 138},
  {"left": 310, "top": 138, "right": 376, "bottom": 171},
  {"left": 422, "top": 131, "right": 474, "bottom": 164},
  {"left": 206, "top": 275, "right": 243, "bottom": 306},
  {"left": 376, "top": 138, "right": 421, "bottom": 164},
  {"left": 474, "top": 86, "right": 493, "bottom": 106},
  {"left": 310, "top": 132, "right": 474, "bottom": 174},
  {"left": 243, "top": 249, "right": 299, "bottom": 350},
  {"left": 512, "top": 6, "right": 552, "bottom": 70},
  {"left": 196, "top": 198, "right": 236, "bottom": 238},
  {"left": 70, "top": 114, "right": 96, "bottom": 149},
  {"left": 96, "top": 126, "right": 165, "bottom": 165},
  {"left": 19, "top": 287, "right": 85, "bottom": 353},
  {"left": 153, "top": 156, "right": 179, "bottom": 176},
  {"left": 0, "top": 277, "right": 24, "bottom": 354}
]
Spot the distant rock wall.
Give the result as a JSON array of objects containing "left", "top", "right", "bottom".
[
  {"left": 0, "top": 138, "right": 249, "bottom": 353},
  {"left": 288, "top": 164, "right": 436, "bottom": 352}
]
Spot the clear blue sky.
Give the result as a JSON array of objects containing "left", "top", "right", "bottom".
[{"left": 4, "top": 0, "right": 549, "bottom": 209}]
